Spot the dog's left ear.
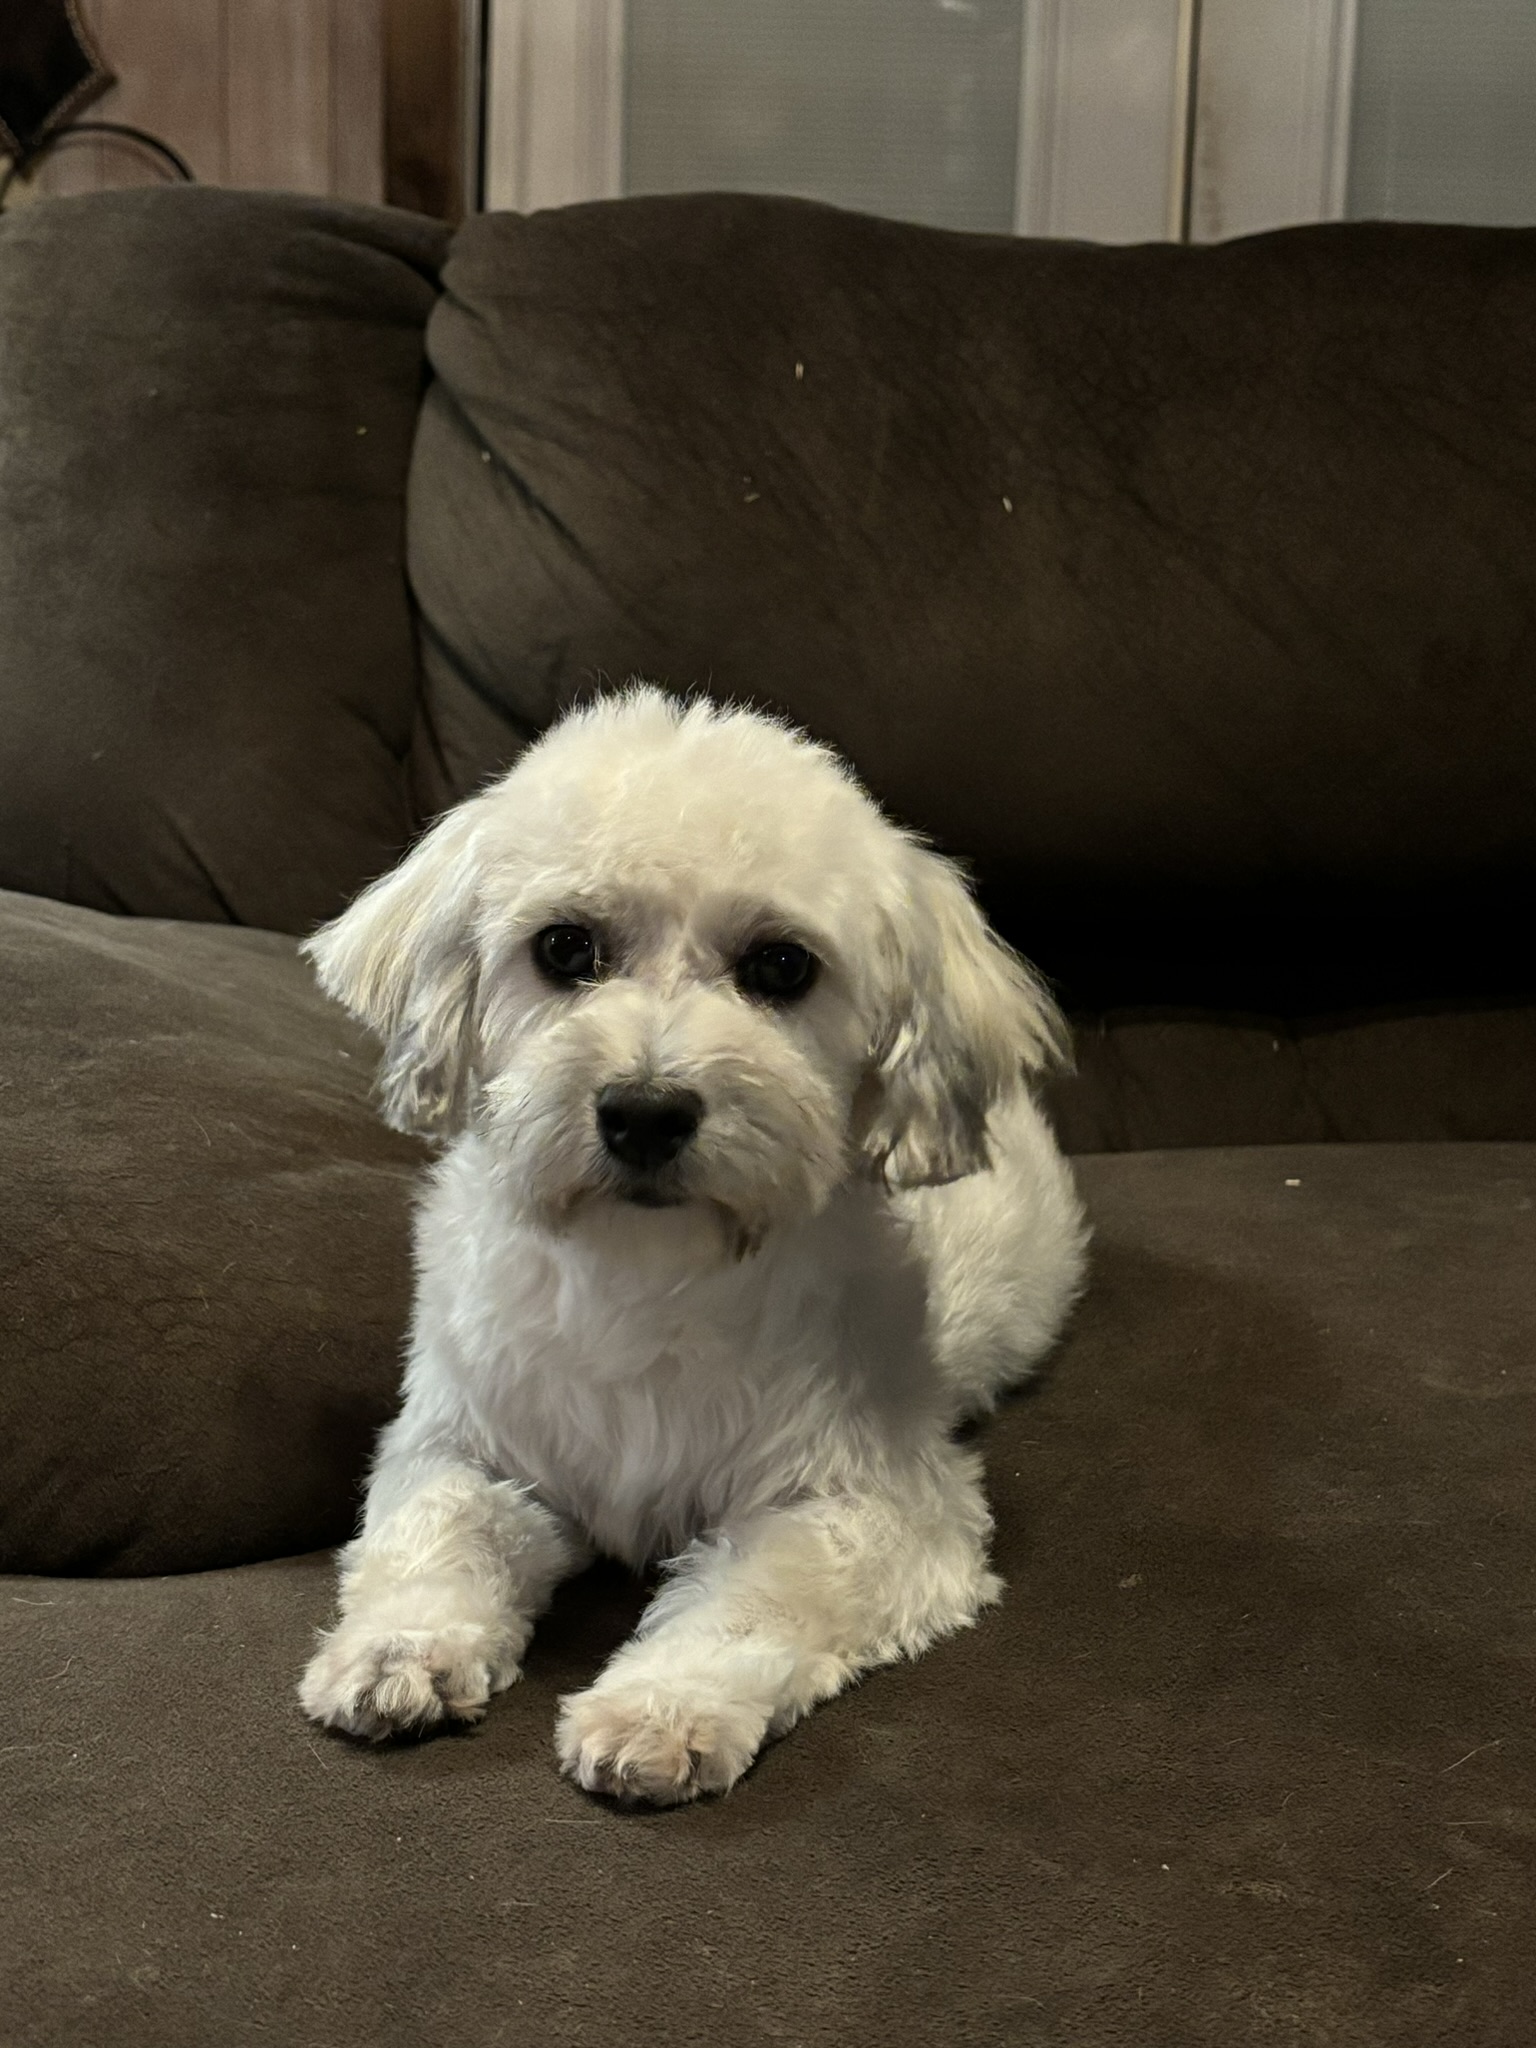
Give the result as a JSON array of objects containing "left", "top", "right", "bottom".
[
  {"left": 859, "top": 844, "right": 1066, "bottom": 1189},
  {"left": 303, "top": 799, "right": 490, "bottom": 1137}
]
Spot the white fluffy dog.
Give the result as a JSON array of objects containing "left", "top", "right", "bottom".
[{"left": 298, "top": 686, "right": 1087, "bottom": 1804}]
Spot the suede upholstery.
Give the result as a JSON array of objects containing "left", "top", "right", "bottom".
[
  {"left": 412, "top": 197, "right": 1536, "bottom": 1015},
  {"left": 0, "top": 188, "right": 448, "bottom": 932},
  {"left": 5, "top": 1146, "right": 1534, "bottom": 2047},
  {"left": 1049, "top": 1004, "right": 1536, "bottom": 1152},
  {"left": 2, "top": 186, "right": 1533, "bottom": 2045},
  {"left": 0, "top": 890, "right": 421, "bottom": 1575}
]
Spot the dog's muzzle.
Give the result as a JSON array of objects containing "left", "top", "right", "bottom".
[{"left": 595, "top": 1082, "right": 703, "bottom": 1197}]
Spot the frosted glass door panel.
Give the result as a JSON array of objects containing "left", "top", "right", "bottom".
[
  {"left": 623, "top": 0, "right": 1024, "bottom": 233},
  {"left": 1348, "top": 0, "right": 1536, "bottom": 225}
]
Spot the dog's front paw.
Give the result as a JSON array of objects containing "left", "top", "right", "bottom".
[
  {"left": 299, "top": 1619, "right": 517, "bottom": 1741},
  {"left": 556, "top": 1679, "right": 769, "bottom": 1806}
]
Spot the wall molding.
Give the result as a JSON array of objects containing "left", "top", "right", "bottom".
[
  {"left": 1015, "top": 0, "right": 1187, "bottom": 245},
  {"left": 1189, "top": 0, "right": 1357, "bottom": 241},
  {"left": 484, "top": 0, "right": 624, "bottom": 213}
]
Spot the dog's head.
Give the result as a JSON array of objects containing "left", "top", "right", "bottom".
[{"left": 307, "top": 688, "right": 1064, "bottom": 1250}]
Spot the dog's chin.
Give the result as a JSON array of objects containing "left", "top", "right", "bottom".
[
  {"left": 538, "top": 1186, "right": 756, "bottom": 1269},
  {"left": 521, "top": 1172, "right": 780, "bottom": 1264}
]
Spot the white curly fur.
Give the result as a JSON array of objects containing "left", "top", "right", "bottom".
[{"left": 297, "top": 687, "right": 1088, "bottom": 1804}]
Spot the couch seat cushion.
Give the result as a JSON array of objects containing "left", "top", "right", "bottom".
[
  {"left": 4, "top": 1141, "right": 1531, "bottom": 2043},
  {"left": 0, "top": 890, "right": 423, "bottom": 1574}
]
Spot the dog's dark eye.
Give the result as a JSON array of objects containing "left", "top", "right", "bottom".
[
  {"left": 533, "top": 924, "right": 599, "bottom": 983},
  {"left": 735, "top": 941, "right": 818, "bottom": 1004}
]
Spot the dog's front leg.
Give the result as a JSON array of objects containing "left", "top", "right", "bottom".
[
  {"left": 300, "top": 1445, "right": 587, "bottom": 1741},
  {"left": 557, "top": 1445, "right": 1000, "bottom": 1805}
]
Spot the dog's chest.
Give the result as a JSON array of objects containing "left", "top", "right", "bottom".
[
  {"left": 505, "top": 1347, "right": 783, "bottom": 1564},
  {"left": 415, "top": 1148, "right": 936, "bottom": 1563},
  {"left": 436, "top": 1197, "right": 928, "bottom": 1567},
  {"left": 467, "top": 1258, "right": 845, "bottom": 1562}
]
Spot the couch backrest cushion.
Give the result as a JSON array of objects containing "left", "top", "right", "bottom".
[
  {"left": 0, "top": 186, "right": 448, "bottom": 934},
  {"left": 411, "top": 195, "right": 1536, "bottom": 1014},
  {"left": 1049, "top": 1003, "right": 1536, "bottom": 1153}
]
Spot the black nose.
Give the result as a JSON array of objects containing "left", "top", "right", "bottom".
[{"left": 595, "top": 1083, "right": 704, "bottom": 1174}]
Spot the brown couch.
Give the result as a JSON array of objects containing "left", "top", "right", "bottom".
[{"left": 3, "top": 186, "right": 1533, "bottom": 2047}]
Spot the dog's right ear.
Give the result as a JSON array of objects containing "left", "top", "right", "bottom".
[
  {"left": 858, "top": 841, "right": 1067, "bottom": 1190},
  {"left": 303, "top": 800, "right": 490, "bottom": 1137}
]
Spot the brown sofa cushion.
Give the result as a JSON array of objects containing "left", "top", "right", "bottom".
[
  {"left": 4, "top": 1141, "right": 1532, "bottom": 2042},
  {"left": 1051, "top": 1003, "right": 1536, "bottom": 1152},
  {"left": 410, "top": 196, "right": 1536, "bottom": 1014},
  {"left": 0, "top": 890, "right": 423, "bottom": 1574},
  {"left": 0, "top": 186, "right": 448, "bottom": 934}
]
